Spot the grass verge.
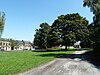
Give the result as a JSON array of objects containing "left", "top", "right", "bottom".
[{"left": 0, "top": 49, "right": 74, "bottom": 75}]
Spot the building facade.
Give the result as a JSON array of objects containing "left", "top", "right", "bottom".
[
  {"left": 14, "top": 40, "right": 33, "bottom": 50},
  {"left": 0, "top": 38, "right": 33, "bottom": 51},
  {"left": 0, "top": 41, "right": 11, "bottom": 51}
]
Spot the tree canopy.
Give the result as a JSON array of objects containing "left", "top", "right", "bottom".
[
  {"left": 83, "top": 0, "right": 100, "bottom": 52},
  {"left": 33, "top": 13, "right": 89, "bottom": 50},
  {"left": 52, "top": 13, "right": 89, "bottom": 49},
  {"left": 33, "top": 23, "right": 50, "bottom": 49},
  {"left": 0, "top": 12, "right": 5, "bottom": 38},
  {"left": 47, "top": 27, "right": 61, "bottom": 48}
]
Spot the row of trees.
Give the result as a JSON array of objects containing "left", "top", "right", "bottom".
[
  {"left": 34, "top": 0, "right": 100, "bottom": 53},
  {"left": 33, "top": 13, "right": 89, "bottom": 50}
]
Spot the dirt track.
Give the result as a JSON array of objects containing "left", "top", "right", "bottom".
[{"left": 16, "top": 50, "right": 100, "bottom": 75}]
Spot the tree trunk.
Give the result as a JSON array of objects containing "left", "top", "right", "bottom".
[{"left": 65, "top": 44, "right": 68, "bottom": 50}]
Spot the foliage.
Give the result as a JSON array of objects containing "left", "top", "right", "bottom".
[
  {"left": 10, "top": 39, "right": 19, "bottom": 50},
  {"left": 0, "top": 50, "right": 74, "bottom": 75},
  {"left": 52, "top": 13, "right": 89, "bottom": 49},
  {"left": 80, "top": 24, "right": 94, "bottom": 48},
  {"left": 83, "top": 0, "right": 100, "bottom": 25},
  {"left": 83, "top": 0, "right": 100, "bottom": 15},
  {"left": 34, "top": 23, "right": 50, "bottom": 49},
  {"left": 92, "top": 26, "right": 100, "bottom": 51},
  {"left": 34, "top": 13, "right": 89, "bottom": 49},
  {"left": 47, "top": 27, "right": 61, "bottom": 48},
  {"left": 83, "top": 0, "right": 100, "bottom": 52},
  {"left": 0, "top": 12, "right": 5, "bottom": 38}
]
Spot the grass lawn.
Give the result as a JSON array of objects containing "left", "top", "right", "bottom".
[{"left": 0, "top": 49, "right": 74, "bottom": 75}]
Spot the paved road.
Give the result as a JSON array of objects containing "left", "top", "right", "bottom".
[{"left": 16, "top": 50, "right": 100, "bottom": 75}]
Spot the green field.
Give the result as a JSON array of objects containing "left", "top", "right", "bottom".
[{"left": 0, "top": 49, "right": 74, "bottom": 75}]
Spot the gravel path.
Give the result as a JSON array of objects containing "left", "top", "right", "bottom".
[{"left": 16, "top": 50, "right": 100, "bottom": 75}]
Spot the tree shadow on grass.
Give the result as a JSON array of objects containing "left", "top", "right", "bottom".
[
  {"left": 33, "top": 49, "right": 65, "bottom": 52},
  {"left": 33, "top": 48, "right": 79, "bottom": 52},
  {"left": 38, "top": 53, "right": 83, "bottom": 59}
]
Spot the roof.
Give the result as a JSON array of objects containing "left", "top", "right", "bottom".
[
  {"left": 0, "top": 38, "right": 10, "bottom": 41},
  {"left": 16, "top": 40, "right": 32, "bottom": 44},
  {"left": 0, "top": 38, "right": 32, "bottom": 45},
  {"left": 16, "top": 40, "right": 24, "bottom": 44}
]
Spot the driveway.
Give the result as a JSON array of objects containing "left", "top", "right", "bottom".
[{"left": 16, "top": 50, "right": 100, "bottom": 75}]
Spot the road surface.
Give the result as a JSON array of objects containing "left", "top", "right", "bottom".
[{"left": 16, "top": 50, "right": 100, "bottom": 75}]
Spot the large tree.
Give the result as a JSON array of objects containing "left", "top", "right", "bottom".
[
  {"left": 52, "top": 13, "right": 89, "bottom": 49},
  {"left": 33, "top": 23, "right": 50, "bottom": 49},
  {"left": 83, "top": 0, "right": 100, "bottom": 52},
  {"left": 0, "top": 12, "right": 5, "bottom": 38}
]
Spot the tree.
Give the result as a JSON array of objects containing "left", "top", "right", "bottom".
[
  {"left": 83, "top": 0, "right": 100, "bottom": 25},
  {"left": 0, "top": 12, "right": 5, "bottom": 38},
  {"left": 83, "top": 0, "right": 100, "bottom": 52},
  {"left": 52, "top": 13, "right": 89, "bottom": 50},
  {"left": 10, "top": 39, "right": 19, "bottom": 50},
  {"left": 33, "top": 23, "right": 50, "bottom": 49},
  {"left": 34, "top": 29, "right": 41, "bottom": 49},
  {"left": 83, "top": 0, "right": 100, "bottom": 13}
]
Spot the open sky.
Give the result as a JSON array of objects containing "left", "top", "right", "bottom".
[{"left": 0, "top": 0, "right": 93, "bottom": 42}]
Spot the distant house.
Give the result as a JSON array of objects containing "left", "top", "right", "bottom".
[
  {"left": 57, "top": 41, "right": 81, "bottom": 49},
  {"left": 14, "top": 40, "right": 24, "bottom": 50},
  {"left": 15, "top": 40, "right": 33, "bottom": 50},
  {"left": 0, "top": 38, "right": 33, "bottom": 51},
  {"left": 16, "top": 40, "right": 33, "bottom": 50},
  {"left": 23, "top": 41, "right": 33, "bottom": 50},
  {"left": 74, "top": 41, "right": 81, "bottom": 48},
  {"left": 0, "top": 40, "right": 11, "bottom": 51}
]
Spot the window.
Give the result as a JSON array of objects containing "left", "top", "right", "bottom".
[
  {"left": 8, "top": 43, "right": 11, "bottom": 46},
  {"left": 3, "top": 43, "right": 5, "bottom": 45},
  {"left": 0, "top": 42, "right": 2, "bottom": 45}
]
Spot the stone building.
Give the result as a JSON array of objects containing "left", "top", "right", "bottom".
[
  {"left": 0, "top": 38, "right": 33, "bottom": 51},
  {"left": 0, "top": 40, "right": 11, "bottom": 51}
]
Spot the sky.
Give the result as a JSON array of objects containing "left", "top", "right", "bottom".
[{"left": 0, "top": 0, "right": 93, "bottom": 42}]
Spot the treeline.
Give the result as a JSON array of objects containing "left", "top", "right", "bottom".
[
  {"left": 34, "top": 0, "right": 100, "bottom": 54},
  {"left": 83, "top": 0, "right": 100, "bottom": 53},
  {"left": 33, "top": 13, "right": 90, "bottom": 50}
]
